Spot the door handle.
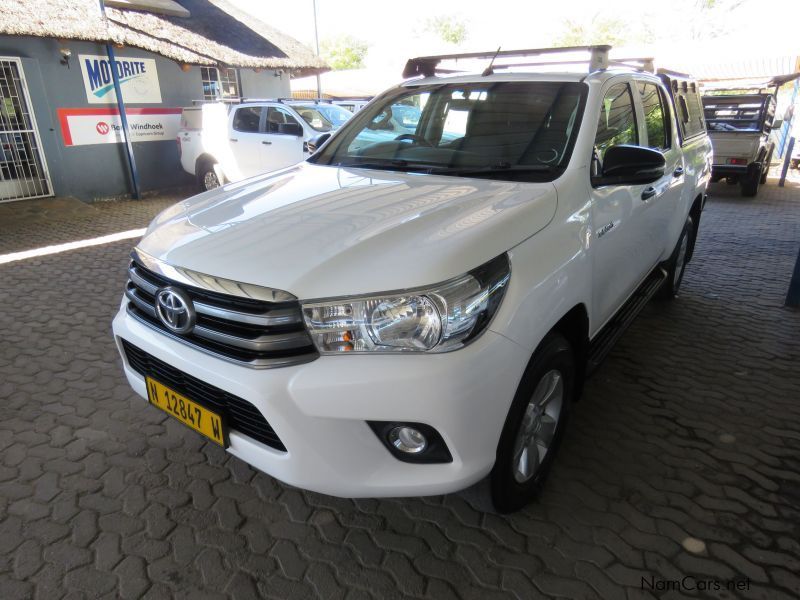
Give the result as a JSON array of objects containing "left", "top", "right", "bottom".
[
  {"left": 229, "top": 138, "right": 238, "bottom": 142},
  {"left": 641, "top": 186, "right": 657, "bottom": 201},
  {"left": 262, "top": 141, "right": 272, "bottom": 145},
  {"left": 673, "top": 166, "right": 684, "bottom": 178}
]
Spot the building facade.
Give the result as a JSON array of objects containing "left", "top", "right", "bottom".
[{"left": 0, "top": 0, "right": 325, "bottom": 202}]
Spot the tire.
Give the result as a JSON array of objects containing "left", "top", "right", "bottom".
[
  {"left": 198, "top": 161, "right": 221, "bottom": 192},
  {"left": 488, "top": 333, "right": 575, "bottom": 513},
  {"left": 759, "top": 149, "right": 773, "bottom": 185},
  {"left": 740, "top": 166, "right": 759, "bottom": 197},
  {"left": 658, "top": 216, "right": 693, "bottom": 300}
]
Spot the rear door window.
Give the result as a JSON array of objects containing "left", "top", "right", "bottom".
[
  {"left": 232, "top": 107, "right": 263, "bottom": 133},
  {"left": 637, "top": 82, "right": 669, "bottom": 150}
]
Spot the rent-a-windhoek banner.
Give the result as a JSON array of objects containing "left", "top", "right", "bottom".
[
  {"left": 79, "top": 54, "right": 163, "bottom": 104},
  {"left": 56, "top": 108, "right": 181, "bottom": 146}
]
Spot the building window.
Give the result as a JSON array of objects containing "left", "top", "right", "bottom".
[{"left": 201, "top": 67, "right": 240, "bottom": 102}]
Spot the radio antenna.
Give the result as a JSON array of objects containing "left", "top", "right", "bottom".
[{"left": 482, "top": 47, "right": 502, "bottom": 76}]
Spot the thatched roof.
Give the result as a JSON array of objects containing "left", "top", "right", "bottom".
[{"left": 0, "top": 0, "right": 328, "bottom": 75}]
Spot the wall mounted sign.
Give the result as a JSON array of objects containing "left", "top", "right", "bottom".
[
  {"left": 57, "top": 108, "right": 181, "bottom": 146},
  {"left": 78, "top": 54, "right": 163, "bottom": 104}
]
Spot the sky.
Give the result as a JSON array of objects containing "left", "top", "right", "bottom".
[{"left": 227, "top": 0, "right": 799, "bottom": 89}]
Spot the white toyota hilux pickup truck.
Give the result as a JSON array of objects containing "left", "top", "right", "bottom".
[
  {"left": 178, "top": 100, "right": 353, "bottom": 191},
  {"left": 113, "top": 47, "right": 712, "bottom": 512}
]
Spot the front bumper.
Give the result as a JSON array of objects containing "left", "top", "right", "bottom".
[{"left": 112, "top": 304, "right": 529, "bottom": 498}]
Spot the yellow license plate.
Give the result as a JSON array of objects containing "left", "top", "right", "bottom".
[{"left": 145, "top": 376, "right": 227, "bottom": 447}]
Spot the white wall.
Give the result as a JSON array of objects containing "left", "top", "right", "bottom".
[{"left": 239, "top": 69, "right": 291, "bottom": 100}]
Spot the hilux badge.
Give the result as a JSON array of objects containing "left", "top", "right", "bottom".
[{"left": 597, "top": 222, "right": 615, "bottom": 238}]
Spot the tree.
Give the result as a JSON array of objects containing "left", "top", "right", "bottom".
[
  {"left": 320, "top": 35, "right": 369, "bottom": 71},
  {"left": 425, "top": 15, "right": 468, "bottom": 45},
  {"left": 688, "top": 0, "right": 748, "bottom": 40},
  {"left": 554, "top": 16, "right": 631, "bottom": 47}
]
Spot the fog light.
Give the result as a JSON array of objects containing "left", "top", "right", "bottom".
[
  {"left": 389, "top": 426, "right": 427, "bottom": 454},
  {"left": 368, "top": 421, "right": 452, "bottom": 463}
]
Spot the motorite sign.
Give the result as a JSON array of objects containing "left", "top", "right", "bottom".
[
  {"left": 79, "top": 54, "right": 162, "bottom": 104},
  {"left": 57, "top": 108, "right": 181, "bottom": 146}
]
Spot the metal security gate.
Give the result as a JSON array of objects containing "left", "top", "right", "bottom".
[{"left": 0, "top": 57, "right": 52, "bottom": 202}]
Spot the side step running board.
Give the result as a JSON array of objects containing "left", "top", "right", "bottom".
[{"left": 586, "top": 267, "right": 668, "bottom": 376}]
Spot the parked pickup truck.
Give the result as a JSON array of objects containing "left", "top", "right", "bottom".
[
  {"left": 178, "top": 100, "right": 353, "bottom": 191},
  {"left": 115, "top": 46, "right": 711, "bottom": 512},
  {"left": 702, "top": 93, "right": 779, "bottom": 196}
]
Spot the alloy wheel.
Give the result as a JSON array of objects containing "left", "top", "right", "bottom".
[
  {"left": 511, "top": 369, "right": 564, "bottom": 483},
  {"left": 203, "top": 170, "right": 220, "bottom": 190}
]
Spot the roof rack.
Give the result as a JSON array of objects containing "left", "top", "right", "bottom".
[
  {"left": 613, "top": 57, "right": 655, "bottom": 73},
  {"left": 400, "top": 47, "right": 668, "bottom": 78},
  {"left": 253, "top": 97, "right": 336, "bottom": 104},
  {"left": 239, "top": 97, "right": 288, "bottom": 103},
  {"left": 656, "top": 68, "right": 694, "bottom": 80},
  {"left": 402, "top": 45, "right": 614, "bottom": 78},
  {"left": 239, "top": 97, "right": 334, "bottom": 104},
  {"left": 189, "top": 98, "right": 242, "bottom": 105},
  {"left": 698, "top": 72, "right": 800, "bottom": 95},
  {"left": 189, "top": 97, "right": 338, "bottom": 107},
  {"left": 285, "top": 97, "right": 334, "bottom": 104}
]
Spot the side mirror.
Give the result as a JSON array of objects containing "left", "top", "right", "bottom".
[
  {"left": 306, "top": 132, "right": 332, "bottom": 154},
  {"left": 277, "top": 122, "right": 303, "bottom": 137},
  {"left": 592, "top": 145, "right": 666, "bottom": 187},
  {"left": 771, "top": 119, "right": 783, "bottom": 130}
]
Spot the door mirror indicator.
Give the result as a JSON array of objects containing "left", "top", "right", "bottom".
[{"left": 592, "top": 145, "right": 666, "bottom": 187}]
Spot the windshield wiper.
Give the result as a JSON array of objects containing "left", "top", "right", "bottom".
[
  {"left": 331, "top": 158, "right": 560, "bottom": 178},
  {"left": 433, "top": 163, "right": 561, "bottom": 177},
  {"left": 334, "top": 157, "right": 443, "bottom": 173}
]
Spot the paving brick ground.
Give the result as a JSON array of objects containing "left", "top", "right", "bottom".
[
  {"left": 0, "top": 177, "right": 799, "bottom": 600},
  {"left": 0, "top": 191, "right": 191, "bottom": 255}
]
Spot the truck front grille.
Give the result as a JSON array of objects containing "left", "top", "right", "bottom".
[
  {"left": 124, "top": 258, "right": 318, "bottom": 369},
  {"left": 122, "top": 340, "right": 286, "bottom": 451}
]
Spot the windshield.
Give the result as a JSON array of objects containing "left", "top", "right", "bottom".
[
  {"left": 310, "top": 81, "right": 587, "bottom": 181},
  {"left": 315, "top": 104, "right": 353, "bottom": 127},
  {"left": 293, "top": 104, "right": 352, "bottom": 132},
  {"left": 703, "top": 98, "right": 764, "bottom": 132}
]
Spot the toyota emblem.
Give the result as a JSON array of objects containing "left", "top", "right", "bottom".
[{"left": 155, "top": 287, "right": 195, "bottom": 335}]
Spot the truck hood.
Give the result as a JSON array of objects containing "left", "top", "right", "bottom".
[{"left": 139, "top": 162, "right": 557, "bottom": 298}]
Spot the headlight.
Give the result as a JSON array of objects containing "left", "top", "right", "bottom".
[{"left": 301, "top": 254, "right": 510, "bottom": 354}]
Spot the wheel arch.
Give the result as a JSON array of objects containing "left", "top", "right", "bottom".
[
  {"left": 195, "top": 152, "right": 218, "bottom": 175},
  {"left": 687, "top": 193, "right": 703, "bottom": 262},
  {"left": 546, "top": 303, "right": 590, "bottom": 401},
  {"left": 195, "top": 153, "right": 226, "bottom": 189}
]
